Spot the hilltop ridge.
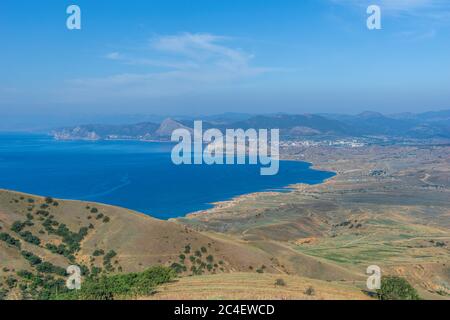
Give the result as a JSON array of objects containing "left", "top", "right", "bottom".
[{"left": 51, "top": 110, "right": 450, "bottom": 141}]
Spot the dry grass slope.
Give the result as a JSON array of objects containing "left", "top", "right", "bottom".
[{"left": 148, "top": 273, "right": 370, "bottom": 300}]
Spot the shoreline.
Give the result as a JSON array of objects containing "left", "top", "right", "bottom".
[
  {"left": 179, "top": 157, "right": 338, "bottom": 220},
  {"left": 0, "top": 132, "right": 337, "bottom": 221},
  {"left": 0, "top": 157, "right": 336, "bottom": 222}
]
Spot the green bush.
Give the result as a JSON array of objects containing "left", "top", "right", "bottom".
[
  {"left": 36, "top": 262, "right": 67, "bottom": 276},
  {"left": 44, "top": 197, "right": 54, "bottom": 204},
  {"left": 17, "top": 270, "right": 34, "bottom": 280},
  {"left": 6, "top": 276, "right": 17, "bottom": 289},
  {"left": 21, "top": 251, "right": 42, "bottom": 266},
  {"left": 377, "top": 276, "right": 420, "bottom": 300},
  {"left": 16, "top": 270, "right": 69, "bottom": 300},
  {"left": 304, "top": 286, "right": 315, "bottom": 296},
  {"left": 36, "top": 210, "right": 50, "bottom": 217},
  {"left": 275, "top": 278, "right": 286, "bottom": 286},
  {"left": 19, "top": 231, "right": 41, "bottom": 245},
  {"left": 43, "top": 221, "right": 88, "bottom": 254},
  {"left": 0, "top": 288, "right": 8, "bottom": 300},
  {"left": 0, "top": 232, "right": 21, "bottom": 249},
  {"left": 170, "top": 262, "right": 186, "bottom": 274},
  {"left": 45, "top": 243, "right": 75, "bottom": 261},
  {"left": 58, "top": 266, "right": 176, "bottom": 300},
  {"left": 93, "top": 249, "right": 105, "bottom": 256},
  {"left": 11, "top": 221, "right": 26, "bottom": 233},
  {"left": 103, "top": 250, "right": 117, "bottom": 272}
]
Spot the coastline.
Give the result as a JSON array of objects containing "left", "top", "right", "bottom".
[
  {"left": 0, "top": 132, "right": 337, "bottom": 220},
  {"left": 179, "top": 157, "right": 337, "bottom": 220},
  {"left": 0, "top": 157, "right": 336, "bottom": 222}
]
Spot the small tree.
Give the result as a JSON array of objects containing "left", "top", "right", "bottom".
[
  {"left": 304, "top": 286, "right": 315, "bottom": 296},
  {"left": 44, "top": 197, "right": 54, "bottom": 204},
  {"left": 377, "top": 276, "right": 420, "bottom": 300},
  {"left": 275, "top": 278, "right": 286, "bottom": 287}
]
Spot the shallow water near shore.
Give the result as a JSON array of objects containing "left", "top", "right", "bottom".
[{"left": 0, "top": 133, "right": 335, "bottom": 219}]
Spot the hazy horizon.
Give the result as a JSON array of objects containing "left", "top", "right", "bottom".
[
  {"left": 1, "top": 108, "right": 449, "bottom": 133},
  {"left": 2, "top": 0, "right": 450, "bottom": 124}
]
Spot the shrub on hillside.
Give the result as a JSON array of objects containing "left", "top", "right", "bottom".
[
  {"left": 36, "top": 262, "right": 67, "bottom": 276},
  {"left": 377, "top": 276, "right": 420, "bottom": 300},
  {"left": 0, "top": 233, "right": 21, "bottom": 249},
  {"left": 93, "top": 249, "right": 105, "bottom": 256},
  {"left": 19, "top": 231, "right": 41, "bottom": 245},
  {"left": 21, "top": 251, "right": 42, "bottom": 266},
  {"left": 275, "top": 278, "right": 286, "bottom": 287},
  {"left": 304, "top": 286, "right": 315, "bottom": 296},
  {"left": 0, "top": 288, "right": 8, "bottom": 300},
  {"left": 57, "top": 266, "right": 176, "bottom": 300},
  {"left": 44, "top": 197, "right": 54, "bottom": 204},
  {"left": 11, "top": 221, "right": 26, "bottom": 233}
]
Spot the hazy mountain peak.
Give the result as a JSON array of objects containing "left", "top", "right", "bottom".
[
  {"left": 156, "top": 118, "right": 191, "bottom": 137},
  {"left": 357, "top": 111, "right": 385, "bottom": 119}
]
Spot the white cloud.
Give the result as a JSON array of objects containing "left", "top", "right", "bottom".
[
  {"left": 105, "top": 52, "right": 122, "bottom": 60},
  {"left": 67, "top": 33, "right": 273, "bottom": 102}
]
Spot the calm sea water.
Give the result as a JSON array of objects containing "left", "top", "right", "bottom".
[{"left": 0, "top": 133, "right": 334, "bottom": 219}]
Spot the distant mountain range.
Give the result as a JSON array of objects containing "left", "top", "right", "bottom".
[{"left": 52, "top": 110, "right": 450, "bottom": 141}]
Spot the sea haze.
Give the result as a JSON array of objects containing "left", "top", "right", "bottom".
[{"left": 0, "top": 133, "right": 335, "bottom": 219}]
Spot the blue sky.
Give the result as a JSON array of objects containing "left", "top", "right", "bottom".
[{"left": 1, "top": 0, "right": 450, "bottom": 120}]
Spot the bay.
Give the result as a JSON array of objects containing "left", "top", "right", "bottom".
[{"left": 0, "top": 133, "right": 335, "bottom": 219}]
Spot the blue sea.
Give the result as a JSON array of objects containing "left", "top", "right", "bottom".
[{"left": 0, "top": 133, "right": 334, "bottom": 219}]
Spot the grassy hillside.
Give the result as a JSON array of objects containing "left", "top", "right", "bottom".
[
  {"left": 2, "top": 153, "right": 447, "bottom": 301},
  {"left": 149, "top": 273, "right": 370, "bottom": 300},
  {"left": 0, "top": 189, "right": 279, "bottom": 299},
  {"left": 178, "top": 145, "right": 450, "bottom": 300},
  {"left": 0, "top": 189, "right": 376, "bottom": 300}
]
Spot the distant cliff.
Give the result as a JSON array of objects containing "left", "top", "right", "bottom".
[{"left": 52, "top": 118, "right": 188, "bottom": 141}]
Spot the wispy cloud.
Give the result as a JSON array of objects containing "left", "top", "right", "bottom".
[
  {"left": 393, "top": 28, "right": 437, "bottom": 41},
  {"left": 66, "top": 33, "right": 274, "bottom": 102}
]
